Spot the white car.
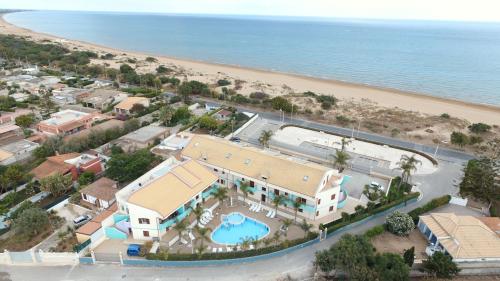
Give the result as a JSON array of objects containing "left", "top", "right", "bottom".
[
  {"left": 73, "top": 215, "right": 92, "bottom": 227},
  {"left": 370, "top": 182, "right": 384, "bottom": 191}
]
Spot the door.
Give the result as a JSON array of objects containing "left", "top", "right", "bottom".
[{"left": 261, "top": 194, "right": 266, "bottom": 202}]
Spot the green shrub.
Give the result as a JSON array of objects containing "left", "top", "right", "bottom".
[
  {"left": 468, "top": 122, "right": 491, "bottom": 134},
  {"left": 364, "top": 225, "right": 385, "bottom": 238},
  {"left": 407, "top": 195, "right": 451, "bottom": 223},
  {"left": 386, "top": 212, "right": 415, "bottom": 236},
  {"left": 217, "top": 79, "right": 231, "bottom": 87}
]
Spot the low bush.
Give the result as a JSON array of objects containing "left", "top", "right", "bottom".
[
  {"left": 147, "top": 232, "right": 317, "bottom": 261},
  {"left": 407, "top": 195, "right": 451, "bottom": 224},
  {"left": 386, "top": 212, "right": 414, "bottom": 236},
  {"left": 364, "top": 225, "right": 385, "bottom": 238}
]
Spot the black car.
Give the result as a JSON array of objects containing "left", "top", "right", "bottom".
[{"left": 230, "top": 137, "right": 241, "bottom": 142}]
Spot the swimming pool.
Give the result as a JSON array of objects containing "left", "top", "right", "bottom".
[{"left": 211, "top": 212, "right": 270, "bottom": 245}]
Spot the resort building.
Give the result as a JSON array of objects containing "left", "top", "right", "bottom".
[
  {"left": 116, "top": 157, "right": 218, "bottom": 240},
  {"left": 114, "top": 97, "right": 150, "bottom": 116},
  {"left": 418, "top": 213, "right": 500, "bottom": 262},
  {"left": 37, "top": 109, "right": 105, "bottom": 136},
  {"left": 180, "top": 135, "right": 345, "bottom": 221}
]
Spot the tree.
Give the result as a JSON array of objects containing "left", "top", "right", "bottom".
[
  {"left": 299, "top": 218, "right": 313, "bottom": 238},
  {"left": 39, "top": 173, "right": 72, "bottom": 197},
  {"left": 354, "top": 205, "right": 365, "bottom": 216},
  {"left": 258, "top": 130, "right": 273, "bottom": 148},
  {"left": 2, "top": 165, "right": 26, "bottom": 192},
  {"left": 195, "top": 226, "right": 211, "bottom": 257},
  {"left": 468, "top": 122, "right": 491, "bottom": 134},
  {"left": 450, "top": 131, "right": 468, "bottom": 147},
  {"left": 14, "top": 207, "right": 49, "bottom": 238},
  {"left": 459, "top": 158, "right": 499, "bottom": 207},
  {"left": 15, "top": 114, "right": 36, "bottom": 128},
  {"left": 386, "top": 211, "right": 415, "bottom": 236},
  {"left": 239, "top": 181, "right": 251, "bottom": 204},
  {"left": 421, "top": 252, "right": 460, "bottom": 279},
  {"left": 340, "top": 137, "right": 352, "bottom": 152},
  {"left": 158, "top": 105, "right": 174, "bottom": 126},
  {"left": 341, "top": 212, "right": 350, "bottom": 222},
  {"left": 282, "top": 219, "right": 293, "bottom": 237},
  {"left": 292, "top": 200, "right": 301, "bottom": 222},
  {"left": 315, "top": 249, "right": 336, "bottom": 277},
  {"left": 198, "top": 115, "right": 218, "bottom": 131},
  {"left": 9, "top": 201, "right": 35, "bottom": 220},
  {"left": 173, "top": 218, "right": 188, "bottom": 243},
  {"left": 270, "top": 96, "right": 293, "bottom": 112},
  {"left": 170, "top": 106, "right": 192, "bottom": 125},
  {"left": 272, "top": 194, "right": 285, "bottom": 214},
  {"left": 329, "top": 234, "right": 375, "bottom": 279},
  {"left": 374, "top": 253, "right": 410, "bottom": 281},
  {"left": 331, "top": 150, "right": 350, "bottom": 172},
  {"left": 396, "top": 154, "right": 421, "bottom": 189},
  {"left": 130, "top": 103, "right": 146, "bottom": 114},
  {"left": 213, "top": 187, "right": 228, "bottom": 209},
  {"left": 77, "top": 171, "right": 95, "bottom": 186},
  {"left": 190, "top": 205, "right": 204, "bottom": 225},
  {"left": 106, "top": 149, "right": 156, "bottom": 183},
  {"left": 403, "top": 246, "right": 415, "bottom": 267},
  {"left": 178, "top": 82, "right": 193, "bottom": 102}
]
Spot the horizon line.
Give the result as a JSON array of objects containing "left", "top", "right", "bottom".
[{"left": 3, "top": 9, "right": 500, "bottom": 24}]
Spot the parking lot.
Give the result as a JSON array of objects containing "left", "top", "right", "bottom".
[
  {"left": 342, "top": 170, "right": 390, "bottom": 199},
  {"left": 235, "top": 116, "right": 282, "bottom": 145}
]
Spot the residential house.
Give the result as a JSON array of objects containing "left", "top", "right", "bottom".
[
  {"left": 115, "top": 125, "right": 169, "bottom": 151},
  {"left": 31, "top": 152, "right": 107, "bottom": 181},
  {"left": 114, "top": 97, "right": 150, "bottom": 115},
  {"left": 418, "top": 213, "right": 500, "bottom": 262},
  {"left": 180, "top": 135, "right": 345, "bottom": 221},
  {"left": 0, "top": 124, "right": 24, "bottom": 146},
  {"left": 82, "top": 89, "right": 127, "bottom": 110},
  {"left": 10, "top": 92, "right": 29, "bottom": 102},
  {"left": 0, "top": 139, "right": 39, "bottom": 165},
  {"left": 0, "top": 109, "right": 32, "bottom": 125},
  {"left": 37, "top": 109, "right": 105, "bottom": 136},
  {"left": 75, "top": 203, "right": 118, "bottom": 246},
  {"left": 116, "top": 158, "right": 218, "bottom": 240},
  {"left": 51, "top": 87, "right": 91, "bottom": 105},
  {"left": 214, "top": 109, "right": 233, "bottom": 121},
  {"left": 79, "top": 177, "right": 118, "bottom": 210}
]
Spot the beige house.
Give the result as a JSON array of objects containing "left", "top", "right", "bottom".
[
  {"left": 114, "top": 97, "right": 150, "bottom": 115},
  {"left": 418, "top": 213, "right": 500, "bottom": 262}
]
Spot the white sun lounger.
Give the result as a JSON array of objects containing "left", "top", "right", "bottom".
[
  {"left": 180, "top": 238, "right": 188, "bottom": 245},
  {"left": 250, "top": 203, "right": 257, "bottom": 212},
  {"left": 189, "top": 232, "right": 195, "bottom": 241},
  {"left": 255, "top": 203, "right": 262, "bottom": 212},
  {"left": 198, "top": 223, "right": 205, "bottom": 228},
  {"left": 266, "top": 209, "right": 272, "bottom": 217},
  {"left": 201, "top": 217, "right": 209, "bottom": 224},
  {"left": 271, "top": 210, "right": 276, "bottom": 218}
]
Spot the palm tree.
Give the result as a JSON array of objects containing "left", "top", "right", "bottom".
[
  {"left": 331, "top": 150, "right": 350, "bottom": 172},
  {"left": 272, "top": 194, "right": 285, "bottom": 214},
  {"left": 239, "top": 181, "right": 250, "bottom": 205},
  {"left": 190, "top": 205, "right": 204, "bottom": 225},
  {"left": 272, "top": 230, "right": 281, "bottom": 245},
  {"left": 282, "top": 219, "right": 293, "bottom": 237},
  {"left": 173, "top": 218, "right": 188, "bottom": 243},
  {"left": 195, "top": 225, "right": 211, "bottom": 255},
  {"left": 299, "top": 219, "right": 313, "bottom": 238},
  {"left": 292, "top": 200, "right": 301, "bottom": 222},
  {"left": 250, "top": 236, "right": 260, "bottom": 250},
  {"left": 340, "top": 137, "right": 352, "bottom": 152},
  {"left": 396, "top": 154, "right": 422, "bottom": 188},
  {"left": 213, "top": 187, "right": 228, "bottom": 209},
  {"left": 239, "top": 236, "right": 252, "bottom": 250},
  {"left": 158, "top": 105, "right": 174, "bottom": 126},
  {"left": 258, "top": 130, "right": 273, "bottom": 148}
]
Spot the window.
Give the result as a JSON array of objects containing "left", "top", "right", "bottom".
[
  {"left": 214, "top": 168, "right": 218, "bottom": 172},
  {"left": 274, "top": 190, "right": 279, "bottom": 196},
  {"left": 300, "top": 198, "right": 306, "bottom": 203},
  {"left": 298, "top": 208, "right": 303, "bottom": 213},
  {"left": 196, "top": 195, "right": 199, "bottom": 200},
  {"left": 331, "top": 194, "right": 336, "bottom": 200},
  {"left": 316, "top": 211, "right": 319, "bottom": 216},
  {"left": 138, "top": 218, "right": 150, "bottom": 224},
  {"left": 262, "top": 187, "right": 266, "bottom": 191},
  {"left": 250, "top": 181, "right": 255, "bottom": 187},
  {"left": 285, "top": 192, "right": 288, "bottom": 196},
  {"left": 222, "top": 171, "right": 225, "bottom": 174},
  {"left": 82, "top": 194, "right": 87, "bottom": 200},
  {"left": 317, "top": 199, "right": 321, "bottom": 205},
  {"left": 329, "top": 206, "right": 334, "bottom": 212},
  {"left": 143, "top": 231, "right": 150, "bottom": 237},
  {"left": 241, "top": 178, "right": 245, "bottom": 182}
]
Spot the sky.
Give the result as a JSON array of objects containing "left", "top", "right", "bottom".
[{"left": 2, "top": 0, "right": 500, "bottom": 22}]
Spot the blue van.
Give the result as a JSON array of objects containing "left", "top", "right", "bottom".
[{"left": 127, "top": 244, "right": 141, "bottom": 256}]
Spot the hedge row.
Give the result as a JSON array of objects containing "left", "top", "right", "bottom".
[
  {"left": 364, "top": 225, "right": 385, "bottom": 238},
  {"left": 146, "top": 232, "right": 317, "bottom": 261},
  {"left": 407, "top": 195, "right": 451, "bottom": 223},
  {"left": 323, "top": 192, "right": 420, "bottom": 234}
]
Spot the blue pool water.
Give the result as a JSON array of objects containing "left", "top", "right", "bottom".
[{"left": 211, "top": 213, "right": 270, "bottom": 245}]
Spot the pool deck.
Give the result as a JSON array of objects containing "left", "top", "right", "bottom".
[{"left": 165, "top": 192, "right": 305, "bottom": 254}]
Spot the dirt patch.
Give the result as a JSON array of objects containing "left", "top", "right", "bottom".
[{"left": 371, "top": 230, "right": 428, "bottom": 259}]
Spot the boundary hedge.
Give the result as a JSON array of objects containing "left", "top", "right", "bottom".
[{"left": 407, "top": 195, "right": 451, "bottom": 223}]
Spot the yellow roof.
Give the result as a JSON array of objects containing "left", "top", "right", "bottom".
[
  {"left": 0, "top": 149, "right": 13, "bottom": 162},
  {"left": 181, "top": 135, "right": 331, "bottom": 197},
  {"left": 114, "top": 97, "right": 149, "bottom": 111},
  {"left": 128, "top": 159, "right": 218, "bottom": 218},
  {"left": 421, "top": 213, "right": 500, "bottom": 259}
]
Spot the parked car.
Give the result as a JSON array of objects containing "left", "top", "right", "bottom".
[
  {"left": 73, "top": 215, "right": 92, "bottom": 227},
  {"left": 370, "top": 181, "right": 384, "bottom": 191},
  {"left": 230, "top": 137, "right": 241, "bottom": 142},
  {"left": 127, "top": 244, "right": 141, "bottom": 256}
]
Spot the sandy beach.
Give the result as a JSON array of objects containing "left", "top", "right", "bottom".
[{"left": 1, "top": 14, "right": 499, "bottom": 125}]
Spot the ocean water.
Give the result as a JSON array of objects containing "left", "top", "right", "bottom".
[{"left": 5, "top": 11, "right": 500, "bottom": 105}]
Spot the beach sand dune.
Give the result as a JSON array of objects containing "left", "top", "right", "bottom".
[{"left": 1, "top": 14, "right": 499, "bottom": 125}]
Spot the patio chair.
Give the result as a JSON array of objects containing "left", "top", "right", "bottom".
[
  {"left": 180, "top": 237, "right": 188, "bottom": 245},
  {"left": 255, "top": 203, "right": 262, "bottom": 212},
  {"left": 266, "top": 209, "right": 272, "bottom": 217},
  {"left": 197, "top": 223, "right": 205, "bottom": 228},
  {"left": 249, "top": 203, "right": 257, "bottom": 211}
]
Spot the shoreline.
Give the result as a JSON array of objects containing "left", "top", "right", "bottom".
[{"left": 1, "top": 12, "right": 500, "bottom": 124}]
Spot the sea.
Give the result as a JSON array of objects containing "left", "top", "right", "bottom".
[{"left": 5, "top": 11, "right": 500, "bottom": 106}]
